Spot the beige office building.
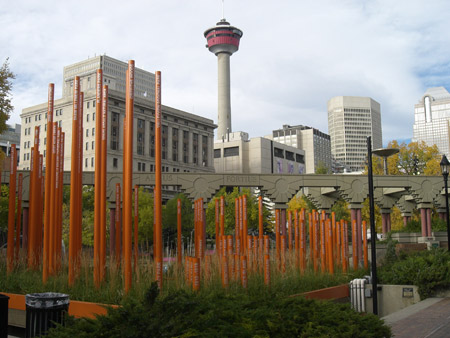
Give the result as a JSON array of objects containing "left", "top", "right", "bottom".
[
  {"left": 271, "top": 125, "right": 331, "bottom": 174},
  {"left": 412, "top": 87, "right": 450, "bottom": 157},
  {"left": 328, "top": 96, "right": 382, "bottom": 172},
  {"left": 20, "top": 56, "right": 216, "bottom": 174},
  {"left": 214, "top": 132, "right": 305, "bottom": 174}
]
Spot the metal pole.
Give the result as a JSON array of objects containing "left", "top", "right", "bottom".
[
  {"left": 367, "top": 136, "right": 378, "bottom": 315},
  {"left": 444, "top": 174, "right": 450, "bottom": 253}
]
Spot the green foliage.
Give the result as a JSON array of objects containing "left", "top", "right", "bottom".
[
  {"left": 0, "top": 58, "right": 15, "bottom": 135},
  {"left": 162, "top": 193, "right": 194, "bottom": 246},
  {"left": 0, "top": 185, "right": 10, "bottom": 232},
  {"left": 391, "top": 219, "right": 421, "bottom": 233},
  {"left": 46, "top": 283, "right": 391, "bottom": 338},
  {"left": 315, "top": 161, "right": 330, "bottom": 174},
  {"left": 137, "top": 187, "right": 154, "bottom": 246},
  {"left": 331, "top": 199, "right": 350, "bottom": 222},
  {"left": 205, "top": 188, "right": 272, "bottom": 236},
  {"left": 378, "top": 249, "right": 450, "bottom": 299}
]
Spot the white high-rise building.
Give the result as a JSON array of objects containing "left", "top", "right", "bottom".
[
  {"left": 327, "top": 96, "right": 382, "bottom": 172},
  {"left": 412, "top": 87, "right": 450, "bottom": 157}
]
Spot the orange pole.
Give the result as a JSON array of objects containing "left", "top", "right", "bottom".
[
  {"left": 326, "top": 219, "right": 334, "bottom": 274},
  {"left": 194, "top": 199, "right": 198, "bottom": 258},
  {"left": 115, "top": 184, "right": 121, "bottom": 264},
  {"left": 200, "top": 198, "right": 205, "bottom": 258},
  {"left": 263, "top": 235, "right": 270, "bottom": 255},
  {"left": 56, "top": 130, "right": 64, "bottom": 270},
  {"left": 6, "top": 144, "right": 17, "bottom": 273},
  {"left": 243, "top": 195, "right": 248, "bottom": 255},
  {"left": 123, "top": 62, "right": 135, "bottom": 292},
  {"left": 342, "top": 220, "right": 348, "bottom": 273},
  {"left": 288, "top": 210, "right": 292, "bottom": 253},
  {"left": 240, "top": 255, "right": 248, "bottom": 288},
  {"left": 335, "top": 219, "right": 341, "bottom": 267},
  {"left": 331, "top": 212, "right": 336, "bottom": 261},
  {"left": 233, "top": 253, "right": 238, "bottom": 280},
  {"left": 100, "top": 85, "right": 108, "bottom": 282},
  {"left": 294, "top": 210, "right": 299, "bottom": 266},
  {"left": 227, "top": 235, "right": 233, "bottom": 257},
  {"left": 134, "top": 185, "right": 139, "bottom": 270},
  {"left": 220, "top": 196, "right": 225, "bottom": 253},
  {"left": 38, "top": 155, "right": 44, "bottom": 264},
  {"left": 215, "top": 199, "right": 219, "bottom": 253},
  {"left": 363, "top": 220, "right": 368, "bottom": 270},
  {"left": 234, "top": 198, "right": 239, "bottom": 253},
  {"left": 258, "top": 195, "right": 263, "bottom": 255},
  {"left": 28, "top": 127, "right": 40, "bottom": 268},
  {"left": 193, "top": 257, "right": 200, "bottom": 291},
  {"left": 308, "top": 212, "right": 313, "bottom": 264},
  {"left": 177, "top": 198, "right": 182, "bottom": 265},
  {"left": 93, "top": 70, "right": 103, "bottom": 287},
  {"left": 221, "top": 255, "right": 229, "bottom": 288},
  {"left": 43, "top": 83, "right": 54, "bottom": 272},
  {"left": 15, "top": 173, "right": 23, "bottom": 262},
  {"left": 239, "top": 197, "right": 243, "bottom": 253},
  {"left": 320, "top": 217, "right": 326, "bottom": 273},
  {"left": 47, "top": 122, "right": 58, "bottom": 279},
  {"left": 68, "top": 77, "right": 80, "bottom": 286},
  {"left": 154, "top": 70, "right": 163, "bottom": 290},
  {"left": 280, "top": 234, "right": 286, "bottom": 273},
  {"left": 53, "top": 127, "right": 61, "bottom": 271},
  {"left": 77, "top": 91, "right": 84, "bottom": 272},
  {"left": 300, "top": 217, "right": 306, "bottom": 273},
  {"left": 264, "top": 253, "right": 270, "bottom": 286}
]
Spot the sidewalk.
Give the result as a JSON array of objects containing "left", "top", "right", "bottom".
[{"left": 383, "top": 297, "right": 450, "bottom": 337}]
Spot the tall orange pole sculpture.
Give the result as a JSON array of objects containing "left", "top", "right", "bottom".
[
  {"left": 243, "top": 195, "right": 248, "bottom": 254},
  {"left": 56, "top": 129, "right": 64, "bottom": 269},
  {"left": 94, "top": 69, "right": 103, "bottom": 287},
  {"left": 154, "top": 70, "right": 163, "bottom": 290},
  {"left": 43, "top": 83, "right": 54, "bottom": 275},
  {"left": 288, "top": 210, "right": 292, "bottom": 253},
  {"left": 123, "top": 61, "right": 135, "bottom": 292},
  {"left": 28, "top": 127, "right": 40, "bottom": 268},
  {"left": 258, "top": 195, "right": 263, "bottom": 254},
  {"left": 15, "top": 173, "right": 23, "bottom": 262},
  {"left": 100, "top": 85, "right": 108, "bottom": 281},
  {"left": 69, "top": 77, "right": 80, "bottom": 286},
  {"left": 46, "top": 122, "right": 57, "bottom": 280},
  {"left": 177, "top": 198, "right": 182, "bottom": 265},
  {"left": 215, "top": 199, "right": 219, "bottom": 254},
  {"left": 115, "top": 184, "right": 121, "bottom": 263},
  {"left": 6, "top": 144, "right": 17, "bottom": 273}
]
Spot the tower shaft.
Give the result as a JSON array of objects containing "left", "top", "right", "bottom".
[{"left": 217, "top": 53, "right": 231, "bottom": 140}]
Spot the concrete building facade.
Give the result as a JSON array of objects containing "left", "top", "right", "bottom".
[
  {"left": 19, "top": 56, "right": 216, "bottom": 175},
  {"left": 272, "top": 125, "right": 331, "bottom": 174},
  {"left": 0, "top": 123, "right": 21, "bottom": 171},
  {"left": 214, "top": 132, "right": 305, "bottom": 174},
  {"left": 412, "top": 87, "right": 450, "bottom": 157},
  {"left": 328, "top": 96, "right": 382, "bottom": 172}
]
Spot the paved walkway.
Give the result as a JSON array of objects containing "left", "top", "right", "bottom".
[{"left": 383, "top": 297, "right": 450, "bottom": 337}]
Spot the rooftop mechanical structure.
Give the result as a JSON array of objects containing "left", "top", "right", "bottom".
[{"left": 204, "top": 18, "right": 243, "bottom": 140}]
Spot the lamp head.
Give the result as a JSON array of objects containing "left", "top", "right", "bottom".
[{"left": 440, "top": 155, "right": 450, "bottom": 177}]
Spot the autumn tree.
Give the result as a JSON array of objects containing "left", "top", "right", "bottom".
[{"left": 0, "top": 58, "right": 14, "bottom": 134}]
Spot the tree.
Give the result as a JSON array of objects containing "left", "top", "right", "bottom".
[
  {"left": 315, "top": 161, "right": 330, "bottom": 174},
  {"left": 368, "top": 140, "right": 441, "bottom": 176},
  {"left": 0, "top": 58, "right": 15, "bottom": 135},
  {"left": 205, "top": 187, "right": 272, "bottom": 236},
  {"left": 162, "top": 193, "right": 194, "bottom": 246}
]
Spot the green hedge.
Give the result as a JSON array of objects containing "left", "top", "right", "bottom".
[
  {"left": 46, "top": 283, "right": 391, "bottom": 338},
  {"left": 378, "top": 248, "right": 450, "bottom": 299}
]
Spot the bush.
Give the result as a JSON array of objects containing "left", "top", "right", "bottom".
[
  {"left": 46, "top": 283, "right": 391, "bottom": 338},
  {"left": 378, "top": 248, "right": 450, "bottom": 299}
]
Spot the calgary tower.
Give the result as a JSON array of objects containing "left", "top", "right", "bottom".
[{"left": 204, "top": 15, "right": 243, "bottom": 140}]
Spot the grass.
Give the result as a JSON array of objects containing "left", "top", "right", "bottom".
[{"left": 0, "top": 248, "right": 367, "bottom": 305}]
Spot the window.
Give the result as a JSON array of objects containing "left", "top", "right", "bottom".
[
  {"left": 58, "top": 121, "right": 62, "bottom": 127},
  {"left": 91, "top": 157, "right": 94, "bottom": 167},
  {"left": 92, "top": 141, "right": 95, "bottom": 150},
  {"left": 214, "top": 149, "right": 221, "bottom": 158},
  {"left": 86, "top": 129, "right": 89, "bottom": 137},
  {"left": 113, "top": 158, "right": 118, "bottom": 168},
  {"left": 92, "top": 128, "right": 95, "bottom": 136},
  {"left": 87, "top": 114, "right": 89, "bottom": 122},
  {"left": 85, "top": 158, "right": 88, "bottom": 167},
  {"left": 286, "top": 151, "right": 295, "bottom": 161},
  {"left": 93, "top": 112, "right": 95, "bottom": 121},
  {"left": 87, "top": 102, "right": 90, "bottom": 109},
  {"left": 274, "top": 147, "right": 284, "bottom": 158},
  {"left": 295, "top": 154, "right": 304, "bottom": 164},
  {"left": 224, "top": 146, "right": 239, "bottom": 157},
  {"left": 86, "top": 142, "right": 88, "bottom": 150}
]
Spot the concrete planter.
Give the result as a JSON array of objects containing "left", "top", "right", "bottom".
[{"left": 390, "top": 232, "right": 421, "bottom": 243}]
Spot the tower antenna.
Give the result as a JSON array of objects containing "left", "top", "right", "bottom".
[{"left": 221, "top": 0, "right": 225, "bottom": 20}]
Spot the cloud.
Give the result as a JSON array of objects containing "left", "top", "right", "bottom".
[{"left": 2, "top": 0, "right": 450, "bottom": 145}]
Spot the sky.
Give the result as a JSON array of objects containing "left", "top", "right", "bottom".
[{"left": 2, "top": 0, "right": 450, "bottom": 145}]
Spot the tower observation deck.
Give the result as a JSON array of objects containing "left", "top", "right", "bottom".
[{"left": 204, "top": 19, "right": 243, "bottom": 140}]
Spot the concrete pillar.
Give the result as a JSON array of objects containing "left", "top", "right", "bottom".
[
  {"left": 198, "top": 133, "right": 203, "bottom": 167},
  {"left": 427, "top": 208, "right": 432, "bottom": 237},
  {"left": 144, "top": 120, "right": 150, "bottom": 156},
  {"left": 421, "top": 208, "right": 427, "bottom": 237},
  {"left": 178, "top": 128, "right": 184, "bottom": 165},
  {"left": 217, "top": 53, "right": 232, "bottom": 140},
  {"left": 188, "top": 131, "right": 193, "bottom": 165},
  {"left": 168, "top": 126, "right": 173, "bottom": 162}
]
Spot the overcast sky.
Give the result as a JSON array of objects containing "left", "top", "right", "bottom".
[{"left": 2, "top": 0, "right": 450, "bottom": 145}]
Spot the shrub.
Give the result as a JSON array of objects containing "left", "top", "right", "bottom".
[
  {"left": 46, "top": 283, "right": 391, "bottom": 338},
  {"left": 378, "top": 248, "right": 450, "bottom": 299}
]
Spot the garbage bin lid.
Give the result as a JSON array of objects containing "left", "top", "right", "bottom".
[
  {"left": 0, "top": 293, "right": 10, "bottom": 300},
  {"left": 25, "top": 292, "right": 69, "bottom": 308}
]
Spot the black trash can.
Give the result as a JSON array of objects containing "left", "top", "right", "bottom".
[
  {"left": 0, "top": 293, "right": 9, "bottom": 338},
  {"left": 25, "top": 292, "right": 69, "bottom": 338}
]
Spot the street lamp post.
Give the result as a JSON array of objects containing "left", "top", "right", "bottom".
[
  {"left": 440, "top": 155, "right": 450, "bottom": 253},
  {"left": 372, "top": 148, "right": 399, "bottom": 175},
  {"left": 367, "top": 136, "right": 378, "bottom": 315}
]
